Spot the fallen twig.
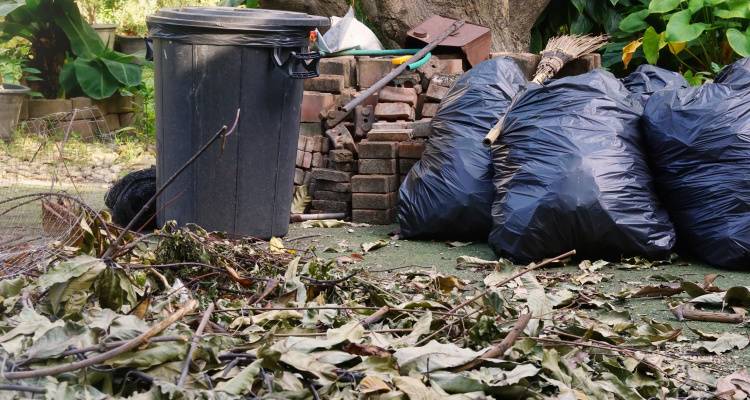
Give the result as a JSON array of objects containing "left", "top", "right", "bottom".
[
  {"left": 0, "top": 384, "right": 46, "bottom": 394},
  {"left": 178, "top": 302, "right": 215, "bottom": 387},
  {"left": 272, "top": 328, "right": 411, "bottom": 337},
  {"left": 671, "top": 303, "right": 745, "bottom": 324},
  {"left": 3, "top": 300, "right": 197, "bottom": 380},
  {"left": 447, "top": 250, "right": 576, "bottom": 314},
  {"left": 455, "top": 312, "right": 532, "bottom": 372},
  {"left": 361, "top": 306, "right": 390, "bottom": 328}
]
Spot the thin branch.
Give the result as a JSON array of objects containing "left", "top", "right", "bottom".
[
  {"left": 455, "top": 313, "right": 532, "bottom": 372},
  {"left": 3, "top": 300, "right": 197, "bottom": 380},
  {"left": 178, "top": 302, "right": 215, "bottom": 387},
  {"left": 447, "top": 250, "right": 575, "bottom": 314}
]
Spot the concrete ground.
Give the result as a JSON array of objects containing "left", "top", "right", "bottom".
[{"left": 287, "top": 223, "right": 750, "bottom": 368}]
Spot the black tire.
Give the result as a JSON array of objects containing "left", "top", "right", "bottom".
[{"left": 105, "top": 166, "right": 157, "bottom": 231}]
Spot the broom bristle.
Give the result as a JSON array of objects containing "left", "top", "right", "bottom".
[{"left": 532, "top": 34, "right": 608, "bottom": 84}]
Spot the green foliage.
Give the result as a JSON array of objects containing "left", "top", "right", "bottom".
[
  {"left": 0, "top": 0, "right": 143, "bottom": 99},
  {"left": 0, "top": 36, "right": 40, "bottom": 91},
  {"left": 533, "top": 0, "right": 750, "bottom": 81}
]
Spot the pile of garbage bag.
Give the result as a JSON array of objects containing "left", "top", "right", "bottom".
[
  {"left": 487, "top": 70, "right": 675, "bottom": 263},
  {"left": 643, "top": 63, "right": 750, "bottom": 269},
  {"left": 398, "top": 56, "right": 750, "bottom": 269},
  {"left": 398, "top": 57, "right": 526, "bottom": 240}
]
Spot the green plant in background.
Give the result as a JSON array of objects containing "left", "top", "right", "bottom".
[
  {"left": 1, "top": 0, "right": 142, "bottom": 99},
  {"left": 618, "top": 0, "right": 749, "bottom": 84},
  {"left": 533, "top": 0, "right": 750, "bottom": 82},
  {"left": 0, "top": 37, "right": 42, "bottom": 93}
]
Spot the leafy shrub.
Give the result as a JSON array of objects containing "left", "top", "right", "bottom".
[{"left": 533, "top": 0, "right": 749, "bottom": 81}]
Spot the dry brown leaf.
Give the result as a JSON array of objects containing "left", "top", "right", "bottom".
[
  {"left": 359, "top": 375, "right": 391, "bottom": 394},
  {"left": 225, "top": 265, "right": 254, "bottom": 288},
  {"left": 342, "top": 342, "right": 391, "bottom": 358},
  {"left": 717, "top": 369, "right": 750, "bottom": 400}
]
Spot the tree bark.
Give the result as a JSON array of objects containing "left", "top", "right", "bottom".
[
  {"left": 28, "top": 23, "right": 70, "bottom": 99},
  {"left": 262, "top": 0, "right": 551, "bottom": 52}
]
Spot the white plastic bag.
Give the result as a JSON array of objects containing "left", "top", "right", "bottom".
[{"left": 318, "top": 7, "right": 383, "bottom": 53}]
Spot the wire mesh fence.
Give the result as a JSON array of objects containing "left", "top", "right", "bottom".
[{"left": 0, "top": 107, "right": 153, "bottom": 277}]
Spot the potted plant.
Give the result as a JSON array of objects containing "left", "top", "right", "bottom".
[
  {"left": 1, "top": 0, "right": 142, "bottom": 100},
  {"left": 0, "top": 41, "right": 36, "bottom": 141},
  {"left": 113, "top": 0, "right": 153, "bottom": 55},
  {"left": 0, "top": 82, "right": 29, "bottom": 141}
]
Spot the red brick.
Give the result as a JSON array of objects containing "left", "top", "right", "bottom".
[
  {"left": 352, "top": 208, "right": 396, "bottom": 225},
  {"left": 319, "top": 56, "right": 357, "bottom": 87},
  {"left": 425, "top": 81, "right": 451, "bottom": 101},
  {"left": 490, "top": 52, "right": 540, "bottom": 80},
  {"left": 375, "top": 102, "right": 415, "bottom": 121},
  {"left": 300, "top": 122, "right": 323, "bottom": 137},
  {"left": 314, "top": 190, "right": 351, "bottom": 202},
  {"left": 316, "top": 181, "right": 351, "bottom": 192},
  {"left": 312, "top": 152, "right": 325, "bottom": 168},
  {"left": 438, "top": 57, "right": 465, "bottom": 74},
  {"left": 372, "top": 121, "right": 408, "bottom": 130},
  {"left": 304, "top": 136, "right": 315, "bottom": 152},
  {"left": 296, "top": 150, "right": 305, "bottom": 167},
  {"left": 298, "top": 135, "right": 308, "bottom": 151},
  {"left": 379, "top": 86, "right": 418, "bottom": 107},
  {"left": 421, "top": 103, "right": 440, "bottom": 118},
  {"left": 357, "top": 57, "right": 393, "bottom": 89},
  {"left": 294, "top": 168, "right": 305, "bottom": 185},
  {"left": 359, "top": 159, "right": 398, "bottom": 175},
  {"left": 398, "top": 141, "right": 426, "bottom": 159},
  {"left": 312, "top": 200, "right": 350, "bottom": 213},
  {"left": 399, "top": 158, "right": 418, "bottom": 174},
  {"left": 358, "top": 141, "right": 398, "bottom": 159},
  {"left": 310, "top": 135, "right": 327, "bottom": 152},
  {"left": 68, "top": 120, "right": 95, "bottom": 141},
  {"left": 408, "top": 119, "right": 433, "bottom": 138},
  {"left": 352, "top": 175, "right": 399, "bottom": 193},
  {"left": 352, "top": 192, "right": 398, "bottom": 210},
  {"left": 301, "top": 91, "right": 335, "bottom": 122},
  {"left": 312, "top": 168, "right": 351, "bottom": 182},
  {"left": 304, "top": 74, "right": 346, "bottom": 93},
  {"left": 302, "top": 152, "right": 312, "bottom": 169},
  {"left": 329, "top": 149, "right": 354, "bottom": 162},
  {"left": 367, "top": 129, "right": 412, "bottom": 142},
  {"left": 331, "top": 161, "right": 355, "bottom": 173}
]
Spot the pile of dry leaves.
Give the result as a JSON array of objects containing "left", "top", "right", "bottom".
[{"left": 0, "top": 196, "right": 748, "bottom": 399}]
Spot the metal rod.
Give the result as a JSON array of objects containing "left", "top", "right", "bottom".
[{"left": 326, "top": 20, "right": 466, "bottom": 128}]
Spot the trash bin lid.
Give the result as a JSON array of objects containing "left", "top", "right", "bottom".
[{"left": 148, "top": 7, "right": 329, "bottom": 31}]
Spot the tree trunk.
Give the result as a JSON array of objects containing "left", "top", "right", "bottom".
[
  {"left": 261, "top": 0, "right": 551, "bottom": 52},
  {"left": 28, "top": 24, "right": 70, "bottom": 99}
]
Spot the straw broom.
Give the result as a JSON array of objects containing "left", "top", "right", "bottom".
[{"left": 483, "top": 34, "right": 608, "bottom": 146}]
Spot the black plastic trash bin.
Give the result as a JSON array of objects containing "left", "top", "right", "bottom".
[{"left": 147, "top": 7, "right": 328, "bottom": 239}]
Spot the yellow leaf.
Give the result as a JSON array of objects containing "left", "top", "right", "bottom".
[
  {"left": 668, "top": 41, "right": 687, "bottom": 55},
  {"left": 622, "top": 39, "right": 643, "bottom": 69},
  {"left": 359, "top": 375, "right": 391, "bottom": 394},
  {"left": 269, "top": 237, "right": 285, "bottom": 253}
]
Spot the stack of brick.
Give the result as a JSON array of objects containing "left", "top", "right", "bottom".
[
  {"left": 351, "top": 126, "right": 413, "bottom": 224},
  {"left": 309, "top": 168, "right": 352, "bottom": 215},
  {"left": 397, "top": 140, "right": 426, "bottom": 185},
  {"left": 295, "top": 135, "right": 329, "bottom": 188}
]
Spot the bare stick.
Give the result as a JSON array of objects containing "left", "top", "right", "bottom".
[
  {"left": 361, "top": 306, "right": 390, "bottom": 328},
  {"left": 178, "top": 302, "right": 215, "bottom": 387},
  {"left": 252, "top": 279, "right": 279, "bottom": 306},
  {"left": 290, "top": 213, "right": 346, "bottom": 223},
  {"left": 447, "top": 250, "right": 575, "bottom": 314},
  {"left": 102, "top": 109, "right": 241, "bottom": 259},
  {"left": 0, "top": 384, "right": 46, "bottom": 394},
  {"left": 455, "top": 313, "right": 531, "bottom": 372},
  {"left": 671, "top": 303, "right": 745, "bottom": 324},
  {"left": 3, "top": 300, "right": 197, "bottom": 380}
]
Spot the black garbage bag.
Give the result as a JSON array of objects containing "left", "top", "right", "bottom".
[
  {"left": 621, "top": 64, "right": 688, "bottom": 103},
  {"left": 489, "top": 70, "right": 675, "bottom": 263},
  {"left": 715, "top": 57, "right": 750, "bottom": 89},
  {"left": 105, "top": 166, "right": 157, "bottom": 231},
  {"left": 398, "top": 57, "right": 526, "bottom": 240},
  {"left": 642, "top": 82, "right": 750, "bottom": 269}
]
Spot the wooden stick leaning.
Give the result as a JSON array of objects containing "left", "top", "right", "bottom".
[
  {"left": 3, "top": 300, "right": 198, "bottom": 380},
  {"left": 483, "top": 34, "right": 608, "bottom": 147}
]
